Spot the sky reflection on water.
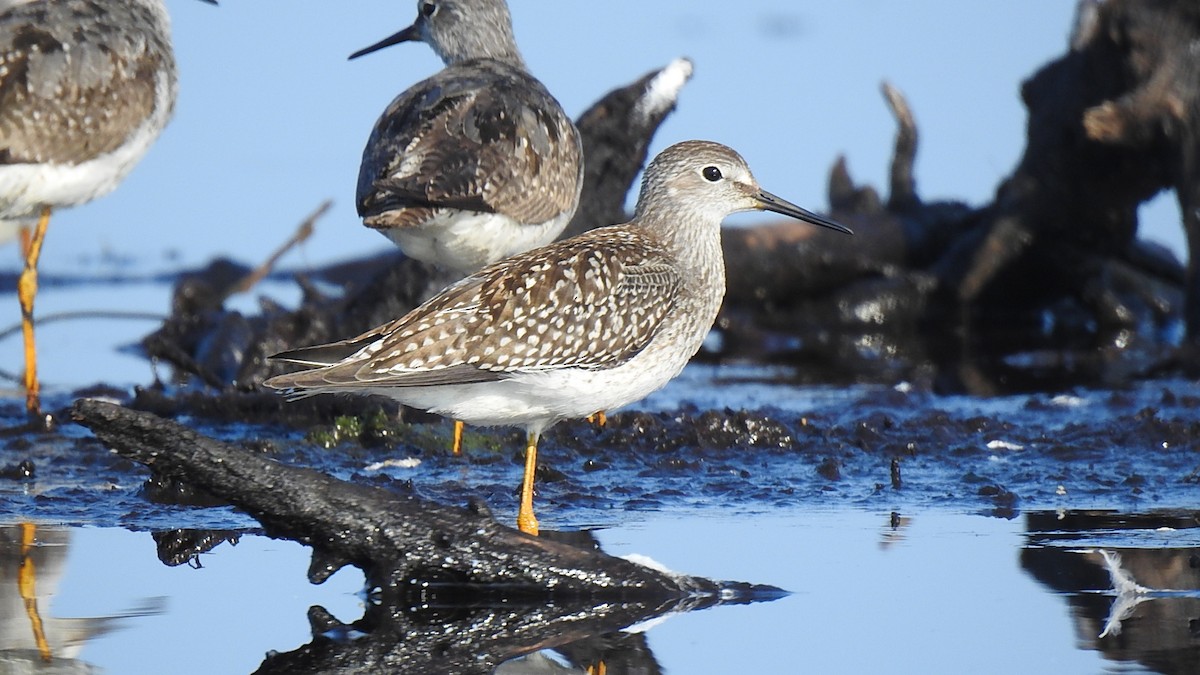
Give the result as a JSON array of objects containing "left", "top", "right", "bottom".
[{"left": 12, "top": 510, "right": 1184, "bottom": 674}]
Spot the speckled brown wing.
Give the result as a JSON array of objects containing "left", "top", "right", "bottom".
[
  {"left": 0, "top": 0, "right": 170, "bottom": 165},
  {"left": 280, "top": 227, "right": 682, "bottom": 389},
  {"left": 355, "top": 59, "right": 582, "bottom": 229}
]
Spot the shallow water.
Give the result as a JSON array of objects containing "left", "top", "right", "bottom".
[
  {"left": 8, "top": 510, "right": 1199, "bottom": 673},
  {"left": 3, "top": 274, "right": 1200, "bottom": 674}
]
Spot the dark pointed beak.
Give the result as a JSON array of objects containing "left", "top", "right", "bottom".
[
  {"left": 755, "top": 189, "right": 853, "bottom": 235},
  {"left": 198, "top": 0, "right": 217, "bottom": 4},
  {"left": 349, "top": 23, "right": 421, "bottom": 60}
]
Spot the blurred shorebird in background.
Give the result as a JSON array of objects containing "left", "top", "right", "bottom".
[
  {"left": 0, "top": 0, "right": 216, "bottom": 421},
  {"left": 351, "top": 0, "right": 583, "bottom": 276},
  {"left": 350, "top": 0, "right": 583, "bottom": 453}
]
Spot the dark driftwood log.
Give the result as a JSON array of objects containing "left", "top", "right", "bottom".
[
  {"left": 559, "top": 58, "right": 693, "bottom": 240},
  {"left": 71, "top": 399, "right": 781, "bottom": 673},
  {"left": 882, "top": 81, "right": 920, "bottom": 214},
  {"left": 718, "top": 78, "right": 970, "bottom": 322},
  {"left": 70, "top": 399, "right": 725, "bottom": 599},
  {"left": 712, "top": 0, "right": 1197, "bottom": 384},
  {"left": 934, "top": 0, "right": 1196, "bottom": 342},
  {"left": 712, "top": 81, "right": 969, "bottom": 374}
]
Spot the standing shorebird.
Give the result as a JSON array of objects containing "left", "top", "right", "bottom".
[
  {"left": 351, "top": 0, "right": 584, "bottom": 454},
  {"left": 265, "top": 141, "right": 852, "bottom": 535},
  {"left": 0, "top": 0, "right": 214, "bottom": 420},
  {"left": 350, "top": 0, "right": 583, "bottom": 277}
]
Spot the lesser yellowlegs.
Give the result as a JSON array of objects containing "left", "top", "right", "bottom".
[
  {"left": 266, "top": 141, "right": 852, "bottom": 535},
  {"left": 0, "top": 0, "right": 214, "bottom": 420},
  {"left": 351, "top": 0, "right": 583, "bottom": 277}
]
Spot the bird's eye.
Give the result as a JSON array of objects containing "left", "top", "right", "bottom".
[
  {"left": 702, "top": 166, "right": 722, "bottom": 182},
  {"left": 420, "top": 1, "right": 437, "bottom": 17}
]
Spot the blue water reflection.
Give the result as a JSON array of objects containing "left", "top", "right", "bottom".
[
  {"left": 28, "top": 527, "right": 364, "bottom": 673},
  {"left": 15, "top": 510, "right": 1188, "bottom": 673}
]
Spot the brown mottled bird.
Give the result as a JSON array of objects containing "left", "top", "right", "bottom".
[
  {"left": 0, "top": 0, "right": 214, "bottom": 419},
  {"left": 351, "top": 0, "right": 583, "bottom": 277},
  {"left": 266, "top": 141, "right": 852, "bottom": 535},
  {"left": 351, "top": 0, "right": 584, "bottom": 455}
]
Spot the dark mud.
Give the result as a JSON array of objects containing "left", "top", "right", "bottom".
[{"left": 4, "top": 372, "right": 1198, "bottom": 534}]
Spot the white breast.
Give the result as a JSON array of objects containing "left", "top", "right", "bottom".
[
  {"left": 382, "top": 207, "right": 574, "bottom": 274},
  {"left": 0, "top": 61, "right": 175, "bottom": 219},
  {"left": 381, "top": 313, "right": 713, "bottom": 433}
]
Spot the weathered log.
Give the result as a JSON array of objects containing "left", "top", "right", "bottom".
[
  {"left": 70, "top": 399, "right": 780, "bottom": 599},
  {"left": 828, "top": 154, "right": 883, "bottom": 214},
  {"left": 712, "top": 83, "right": 968, "bottom": 375},
  {"left": 882, "top": 81, "right": 920, "bottom": 214},
  {"left": 714, "top": 0, "right": 1197, "bottom": 382},
  {"left": 559, "top": 57, "right": 693, "bottom": 239},
  {"left": 71, "top": 398, "right": 781, "bottom": 673},
  {"left": 720, "top": 82, "right": 970, "bottom": 315}
]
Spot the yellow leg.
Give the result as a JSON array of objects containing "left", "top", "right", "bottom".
[
  {"left": 587, "top": 411, "right": 607, "bottom": 427},
  {"left": 517, "top": 431, "right": 540, "bottom": 536},
  {"left": 18, "top": 207, "right": 51, "bottom": 418},
  {"left": 19, "top": 222, "right": 32, "bottom": 259},
  {"left": 18, "top": 523, "right": 51, "bottom": 662},
  {"left": 452, "top": 420, "right": 464, "bottom": 456}
]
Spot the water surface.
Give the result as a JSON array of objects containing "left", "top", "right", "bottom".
[{"left": 8, "top": 509, "right": 1197, "bottom": 673}]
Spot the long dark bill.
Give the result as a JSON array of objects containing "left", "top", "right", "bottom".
[
  {"left": 756, "top": 189, "right": 853, "bottom": 235},
  {"left": 349, "top": 23, "right": 420, "bottom": 60}
]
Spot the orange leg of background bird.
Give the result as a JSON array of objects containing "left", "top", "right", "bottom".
[
  {"left": 18, "top": 207, "right": 51, "bottom": 417},
  {"left": 517, "top": 431, "right": 540, "bottom": 536},
  {"left": 452, "top": 420, "right": 464, "bottom": 456},
  {"left": 18, "top": 523, "right": 51, "bottom": 662},
  {"left": 19, "top": 222, "right": 32, "bottom": 259},
  {"left": 587, "top": 411, "right": 607, "bottom": 427}
]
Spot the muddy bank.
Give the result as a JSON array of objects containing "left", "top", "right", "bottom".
[{"left": 4, "top": 374, "right": 1198, "bottom": 535}]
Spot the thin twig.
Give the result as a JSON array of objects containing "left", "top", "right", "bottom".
[
  {"left": 0, "top": 310, "right": 165, "bottom": 343},
  {"left": 881, "top": 81, "right": 920, "bottom": 212},
  {"left": 232, "top": 200, "right": 330, "bottom": 295}
]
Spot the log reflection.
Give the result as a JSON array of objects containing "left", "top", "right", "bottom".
[{"left": 1022, "top": 510, "right": 1200, "bottom": 674}]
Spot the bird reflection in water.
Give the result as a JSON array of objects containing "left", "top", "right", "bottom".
[
  {"left": 1021, "top": 510, "right": 1200, "bottom": 674},
  {"left": 2, "top": 524, "right": 163, "bottom": 669}
]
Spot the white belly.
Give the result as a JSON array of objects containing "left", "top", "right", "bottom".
[
  {"left": 0, "top": 123, "right": 161, "bottom": 218},
  {"left": 0, "top": 218, "right": 25, "bottom": 247},
  {"left": 0, "top": 73, "right": 174, "bottom": 219},
  {"left": 383, "top": 208, "right": 573, "bottom": 274},
  {"left": 381, "top": 323, "right": 709, "bottom": 434}
]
